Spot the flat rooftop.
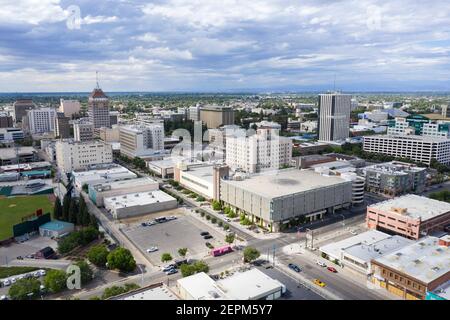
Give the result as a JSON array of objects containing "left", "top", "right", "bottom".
[
  {"left": 0, "top": 147, "right": 36, "bottom": 160},
  {"left": 320, "top": 230, "right": 392, "bottom": 260},
  {"left": 40, "top": 220, "right": 74, "bottom": 231},
  {"left": 368, "top": 194, "right": 450, "bottom": 222},
  {"left": 92, "top": 177, "right": 158, "bottom": 192},
  {"left": 430, "top": 280, "right": 450, "bottom": 300},
  {"left": 111, "top": 284, "right": 178, "bottom": 300},
  {"left": 104, "top": 190, "right": 176, "bottom": 209},
  {"left": 363, "top": 161, "right": 426, "bottom": 175},
  {"left": 365, "top": 134, "right": 450, "bottom": 143},
  {"left": 182, "top": 165, "right": 215, "bottom": 184},
  {"left": 223, "top": 168, "right": 349, "bottom": 199},
  {"left": 177, "top": 272, "right": 226, "bottom": 300},
  {"left": 343, "top": 235, "right": 413, "bottom": 264},
  {"left": 373, "top": 236, "right": 450, "bottom": 284},
  {"left": 216, "top": 268, "right": 284, "bottom": 300}
]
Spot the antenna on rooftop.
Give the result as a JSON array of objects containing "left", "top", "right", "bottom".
[{"left": 96, "top": 71, "right": 100, "bottom": 89}]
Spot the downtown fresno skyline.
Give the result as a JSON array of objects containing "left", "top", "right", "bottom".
[{"left": 0, "top": 0, "right": 450, "bottom": 92}]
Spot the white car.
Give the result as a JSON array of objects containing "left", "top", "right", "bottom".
[
  {"left": 2, "top": 279, "right": 11, "bottom": 286},
  {"left": 33, "top": 271, "right": 40, "bottom": 278},
  {"left": 167, "top": 216, "right": 177, "bottom": 220},
  {"left": 38, "top": 270, "right": 46, "bottom": 276},
  {"left": 10, "top": 278, "right": 17, "bottom": 284},
  {"left": 146, "top": 247, "right": 158, "bottom": 253},
  {"left": 316, "top": 261, "right": 327, "bottom": 267},
  {"left": 0, "top": 295, "right": 8, "bottom": 300},
  {"left": 350, "top": 229, "right": 358, "bottom": 235}
]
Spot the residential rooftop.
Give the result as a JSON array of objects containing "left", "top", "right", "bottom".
[
  {"left": 373, "top": 236, "right": 450, "bottom": 284},
  {"left": 223, "top": 168, "right": 349, "bottom": 199},
  {"left": 368, "top": 194, "right": 450, "bottom": 222}
]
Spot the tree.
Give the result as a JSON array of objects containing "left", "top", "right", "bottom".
[
  {"left": 68, "top": 198, "right": 78, "bottom": 224},
  {"left": 243, "top": 247, "right": 260, "bottom": 263},
  {"left": 102, "top": 283, "right": 140, "bottom": 300},
  {"left": 212, "top": 200, "right": 222, "bottom": 211},
  {"left": 179, "top": 263, "right": 196, "bottom": 277},
  {"left": 178, "top": 248, "right": 188, "bottom": 257},
  {"left": 225, "top": 233, "right": 235, "bottom": 244},
  {"left": 44, "top": 269, "right": 68, "bottom": 293},
  {"left": 75, "top": 260, "right": 93, "bottom": 285},
  {"left": 211, "top": 217, "right": 217, "bottom": 224},
  {"left": 193, "top": 260, "right": 209, "bottom": 273},
  {"left": 62, "top": 192, "right": 71, "bottom": 221},
  {"left": 87, "top": 244, "right": 109, "bottom": 267},
  {"left": 79, "top": 196, "right": 90, "bottom": 226},
  {"left": 89, "top": 214, "right": 99, "bottom": 230},
  {"left": 53, "top": 196, "right": 63, "bottom": 220},
  {"left": 107, "top": 247, "right": 136, "bottom": 272},
  {"left": 196, "top": 196, "right": 206, "bottom": 202},
  {"left": 223, "top": 224, "right": 230, "bottom": 231},
  {"left": 161, "top": 253, "right": 173, "bottom": 263},
  {"left": 9, "top": 278, "right": 41, "bottom": 300}
]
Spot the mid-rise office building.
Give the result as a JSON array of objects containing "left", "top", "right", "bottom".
[
  {"left": 225, "top": 123, "right": 292, "bottom": 173},
  {"left": 363, "top": 134, "right": 450, "bottom": 165},
  {"left": 200, "top": 105, "right": 235, "bottom": 129},
  {"left": 27, "top": 108, "right": 57, "bottom": 134},
  {"left": 188, "top": 104, "right": 201, "bottom": 121},
  {"left": 73, "top": 119, "right": 94, "bottom": 142},
  {"left": 55, "top": 140, "right": 113, "bottom": 173},
  {"left": 88, "top": 87, "right": 110, "bottom": 132},
  {"left": 366, "top": 194, "right": 450, "bottom": 239},
  {"left": 359, "top": 161, "right": 426, "bottom": 196},
  {"left": 318, "top": 92, "right": 351, "bottom": 142},
  {"left": 388, "top": 116, "right": 449, "bottom": 137},
  {"left": 54, "top": 112, "right": 71, "bottom": 138},
  {"left": 99, "top": 125, "right": 120, "bottom": 142},
  {"left": 0, "top": 112, "right": 13, "bottom": 128},
  {"left": 13, "top": 99, "right": 35, "bottom": 123},
  {"left": 0, "top": 128, "right": 24, "bottom": 143},
  {"left": 59, "top": 99, "right": 81, "bottom": 118},
  {"left": 119, "top": 123, "right": 164, "bottom": 158},
  {"left": 109, "top": 111, "right": 119, "bottom": 126}
]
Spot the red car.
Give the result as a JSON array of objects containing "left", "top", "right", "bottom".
[{"left": 327, "top": 267, "right": 337, "bottom": 273}]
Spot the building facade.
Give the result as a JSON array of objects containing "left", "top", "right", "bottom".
[
  {"left": 225, "top": 124, "right": 292, "bottom": 173},
  {"left": 88, "top": 87, "right": 110, "bottom": 132},
  {"left": 59, "top": 99, "right": 81, "bottom": 118},
  {"left": 13, "top": 99, "right": 35, "bottom": 123},
  {"left": 119, "top": 123, "right": 164, "bottom": 158},
  {"left": 55, "top": 140, "right": 113, "bottom": 172},
  {"left": 200, "top": 105, "right": 235, "bottom": 129},
  {"left": 318, "top": 93, "right": 351, "bottom": 142},
  {"left": 73, "top": 119, "right": 94, "bottom": 142},
  {"left": 366, "top": 194, "right": 450, "bottom": 239},
  {"left": 54, "top": 112, "right": 71, "bottom": 138},
  {"left": 27, "top": 108, "right": 56, "bottom": 134},
  {"left": 0, "top": 113, "right": 13, "bottom": 128},
  {"left": 363, "top": 134, "right": 450, "bottom": 165}
]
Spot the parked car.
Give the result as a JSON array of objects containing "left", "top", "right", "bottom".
[
  {"left": 146, "top": 247, "right": 158, "bottom": 253},
  {"left": 350, "top": 229, "right": 358, "bottom": 235},
  {"left": 203, "top": 234, "right": 213, "bottom": 240},
  {"left": 225, "top": 218, "right": 231, "bottom": 222},
  {"left": 38, "top": 270, "right": 46, "bottom": 276},
  {"left": 2, "top": 279, "right": 11, "bottom": 286},
  {"left": 162, "top": 265, "right": 176, "bottom": 272},
  {"left": 205, "top": 242, "right": 214, "bottom": 249},
  {"left": 0, "top": 295, "right": 8, "bottom": 300},
  {"left": 313, "top": 279, "right": 326, "bottom": 287},
  {"left": 166, "top": 216, "right": 177, "bottom": 221},
  {"left": 200, "top": 231, "right": 209, "bottom": 236},
  {"left": 327, "top": 267, "right": 337, "bottom": 273},
  {"left": 165, "top": 268, "right": 178, "bottom": 275},
  {"left": 316, "top": 260, "right": 327, "bottom": 267},
  {"left": 288, "top": 263, "right": 301, "bottom": 272},
  {"left": 141, "top": 222, "right": 148, "bottom": 227}
]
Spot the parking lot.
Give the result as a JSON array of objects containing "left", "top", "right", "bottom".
[
  {"left": 121, "top": 208, "right": 227, "bottom": 266},
  {"left": 0, "top": 235, "right": 57, "bottom": 266}
]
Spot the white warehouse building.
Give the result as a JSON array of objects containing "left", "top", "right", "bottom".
[{"left": 104, "top": 190, "right": 178, "bottom": 219}]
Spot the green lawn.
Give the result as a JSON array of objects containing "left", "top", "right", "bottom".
[
  {"left": 0, "top": 266, "right": 39, "bottom": 278},
  {"left": 0, "top": 195, "right": 54, "bottom": 240}
]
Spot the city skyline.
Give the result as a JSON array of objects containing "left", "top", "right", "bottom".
[{"left": 0, "top": 0, "right": 450, "bottom": 92}]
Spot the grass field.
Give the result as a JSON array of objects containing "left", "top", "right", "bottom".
[{"left": 0, "top": 195, "right": 54, "bottom": 240}]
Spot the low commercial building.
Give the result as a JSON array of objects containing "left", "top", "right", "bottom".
[
  {"left": 88, "top": 177, "right": 159, "bottom": 207},
  {"left": 177, "top": 269, "right": 285, "bottom": 300},
  {"left": 359, "top": 161, "right": 426, "bottom": 196},
  {"left": 0, "top": 128, "right": 24, "bottom": 143},
  {"left": 0, "top": 147, "right": 39, "bottom": 165},
  {"left": 371, "top": 236, "right": 450, "bottom": 300},
  {"left": 220, "top": 168, "right": 352, "bottom": 231},
  {"left": 426, "top": 280, "right": 450, "bottom": 300},
  {"left": 367, "top": 194, "right": 450, "bottom": 239},
  {"left": 104, "top": 190, "right": 177, "bottom": 219},
  {"left": 39, "top": 220, "right": 74, "bottom": 238},
  {"left": 363, "top": 134, "right": 450, "bottom": 165},
  {"left": 319, "top": 230, "right": 413, "bottom": 274},
  {"left": 72, "top": 164, "right": 137, "bottom": 190},
  {"left": 109, "top": 283, "right": 179, "bottom": 300}
]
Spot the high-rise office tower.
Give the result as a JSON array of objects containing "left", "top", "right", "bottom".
[
  {"left": 13, "top": 99, "right": 35, "bottom": 123},
  {"left": 88, "top": 84, "right": 110, "bottom": 134},
  {"left": 27, "top": 107, "right": 57, "bottom": 134},
  {"left": 318, "top": 92, "right": 351, "bottom": 142}
]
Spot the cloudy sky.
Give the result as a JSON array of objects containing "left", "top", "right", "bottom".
[{"left": 0, "top": 0, "right": 450, "bottom": 92}]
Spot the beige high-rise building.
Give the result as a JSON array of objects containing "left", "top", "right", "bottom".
[
  {"left": 59, "top": 99, "right": 81, "bottom": 118},
  {"left": 119, "top": 123, "right": 164, "bottom": 158},
  {"left": 56, "top": 140, "right": 113, "bottom": 173},
  {"left": 200, "top": 105, "right": 235, "bottom": 129}
]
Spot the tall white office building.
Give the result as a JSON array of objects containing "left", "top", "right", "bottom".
[
  {"left": 318, "top": 93, "right": 351, "bottom": 142},
  {"left": 27, "top": 108, "right": 57, "bottom": 134},
  {"left": 226, "top": 123, "right": 292, "bottom": 173},
  {"left": 56, "top": 140, "right": 113, "bottom": 173},
  {"left": 119, "top": 123, "right": 165, "bottom": 158}
]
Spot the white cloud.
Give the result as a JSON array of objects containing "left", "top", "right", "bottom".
[
  {"left": 81, "top": 15, "right": 118, "bottom": 25},
  {"left": 0, "top": 0, "right": 67, "bottom": 25},
  {"left": 135, "top": 33, "right": 160, "bottom": 43}
]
